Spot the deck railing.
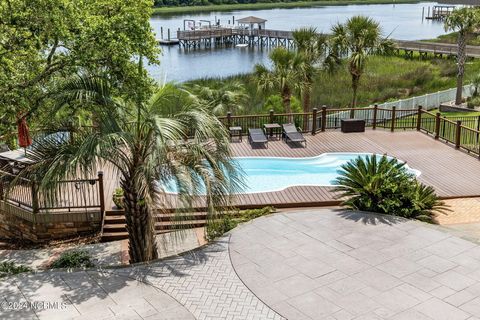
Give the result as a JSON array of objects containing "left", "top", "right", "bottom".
[
  {"left": 221, "top": 106, "right": 480, "bottom": 157},
  {"left": 0, "top": 170, "right": 105, "bottom": 214}
]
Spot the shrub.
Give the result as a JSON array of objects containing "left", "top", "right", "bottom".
[
  {"left": 206, "top": 215, "right": 238, "bottom": 241},
  {"left": 50, "top": 250, "right": 95, "bottom": 269},
  {"left": 112, "top": 188, "right": 124, "bottom": 209},
  {"left": 263, "top": 94, "right": 302, "bottom": 113},
  {"left": 333, "top": 155, "right": 445, "bottom": 222},
  {"left": 0, "top": 262, "right": 32, "bottom": 278},
  {"left": 206, "top": 206, "right": 275, "bottom": 240}
]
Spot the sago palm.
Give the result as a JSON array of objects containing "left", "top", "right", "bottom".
[
  {"left": 293, "top": 27, "right": 328, "bottom": 113},
  {"left": 333, "top": 154, "right": 446, "bottom": 221},
  {"left": 255, "top": 47, "right": 302, "bottom": 113},
  {"left": 445, "top": 8, "right": 480, "bottom": 105},
  {"left": 9, "top": 75, "right": 243, "bottom": 263},
  {"left": 330, "top": 16, "right": 393, "bottom": 116}
]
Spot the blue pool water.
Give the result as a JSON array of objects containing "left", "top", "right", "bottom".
[{"left": 164, "top": 153, "right": 421, "bottom": 194}]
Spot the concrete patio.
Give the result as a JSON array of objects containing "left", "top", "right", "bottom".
[{"left": 2, "top": 208, "right": 480, "bottom": 319}]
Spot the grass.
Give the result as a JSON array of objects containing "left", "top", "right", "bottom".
[
  {"left": 0, "top": 262, "right": 32, "bottom": 278},
  {"left": 186, "top": 55, "right": 480, "bottom": 114},
  {"left": 152, "top": 0, "right": 418, "bottom": 15},
  {"left": 50, "top": 250, "right": 95, "bottom": 269}
]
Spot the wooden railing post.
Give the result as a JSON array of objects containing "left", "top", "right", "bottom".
[
  {"left": 416, "top": 105, "right": 423, "bottom": 131},
  {"left": 269, "top": 109, "right": 274, "bottom": 124},
  {"left": 321, "top": 106, "right": 327, "bottom": 132},
  {"left": 372, "top": 104, "right": 378, "bottom": 130},
  {"left": 227, "top": 112, "right": 232, "bottom": 128},
  {"left": 311, "top": 108, "right": 318, "bottom": 135},
  {"left": 434, "top": 112, "right": 441, "bottom": 139},
  {"left": 455, "top": 121, "right": 462, "bottom": 149},
  {"left": 390, "top": 106, "right": 396, "bottom": 132},
  {"left": 98, "top": 171, "right": 106, "bottom": 226},
  {"left": 31, "top": 182, "right": 39, "bottom": 214}
]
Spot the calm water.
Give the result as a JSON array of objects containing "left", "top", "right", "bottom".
[
  {"left": 164, "top": 153, "right": 421, "bottom": 194},
  {"left": 148, "top": 2, "right": 449, "bottom": 82}
]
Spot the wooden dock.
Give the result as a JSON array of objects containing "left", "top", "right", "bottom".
[
  {"left": 174, "top": 26, "right": 480, "bottom": 60},
  {"left": 395, "top": 40, "right": 480, "bottom": 59},
  {"left": 177, "top": 28, "right": 294, "bottom": 48}
]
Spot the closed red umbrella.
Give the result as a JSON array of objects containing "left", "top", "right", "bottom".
[{"left": 17, "top": 116, "right": 32, "bottom": 150}]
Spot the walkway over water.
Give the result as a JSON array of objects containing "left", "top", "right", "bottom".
[{"left": 176, "top": 27, "right": 480, "bottom": 58}]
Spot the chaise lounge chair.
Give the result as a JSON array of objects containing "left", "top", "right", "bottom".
[
  {"left": 248, "top": 128, "right": 268, "bottom": 148},
  {"left": 282, "top": 123, "right": 307, "bottom": 147}
]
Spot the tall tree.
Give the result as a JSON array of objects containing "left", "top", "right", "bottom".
[
  {"left": 0, "top": 0, "right": 159, "bottom": 142},
  {"left": 444, "top": 8, "right": 480, "bottom": 105},
  {"left": 292, "top": 28, "right": 328, "bottom": 113},
  {"left": 330, "top": 16, "right": 392, "bottom": 116},
  {"left": 10, "top": 76, "right": 242, "bottom": 263},
  {"left": 254, "top": 47, "right": 302, "bottom": 113}
]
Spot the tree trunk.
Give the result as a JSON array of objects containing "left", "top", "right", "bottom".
[
  {"left": 282, "top": 86, "right": 292, "bottom": 114},
  {"left": 350, "top": 74, "right": 360, "bottom": 118},
  {"left": 302, "top": 84, "right": 312, "bottom": 130},
  {"left": 121, "top": 179, "right": 158, "bottom": 263},
  {"left": 456, "top": 31, "right": 466, "bottom": 106}
]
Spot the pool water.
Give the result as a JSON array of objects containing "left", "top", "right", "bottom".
[{"left": 164, "top": 153, "right": 421, "bottom": 194}]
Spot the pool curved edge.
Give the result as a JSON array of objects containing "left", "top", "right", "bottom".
[{"left": 163, "top": 152, "right": 422, "bottom": 195}]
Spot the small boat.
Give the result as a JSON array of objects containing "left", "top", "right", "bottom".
[{"left": 236, "top": 43, "right": 248, "bottom": 48}]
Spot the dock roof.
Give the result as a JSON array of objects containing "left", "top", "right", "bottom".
[{"left": 237, "top": 16, "right": 268, "bottom": 24}]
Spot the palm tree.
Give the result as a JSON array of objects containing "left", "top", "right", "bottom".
[
  {"left": 255, "top": 47, "right": 302, "bottom": 113},
  {"left": 9, "top": 75, "right": 243, "bottom": 263},
  {"left": 333, "top": 155, "right": 446, "bottom": 222},
  {"left": 445, "top": 8, "right": 480, "bottom": 105},
  {"left": 292, "top": 28, "right": 328, "bottom": 113},
  {"left": 190, "top": 81, "right": 248, "bottom": 115},
  {"left": 330, "top": 16, "right": 393, "bottom": 116}
]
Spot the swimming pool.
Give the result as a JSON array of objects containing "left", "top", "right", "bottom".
[{"left": 164, "top": 152, "right": 421, "bottom": 194}]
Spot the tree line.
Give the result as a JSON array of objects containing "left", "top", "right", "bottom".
[{"left": 154, "top": 0, "right": 306, "bottom": 7}]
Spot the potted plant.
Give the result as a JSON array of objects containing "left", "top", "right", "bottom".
[{"left": 112, "top": 188, "right": 124, "bottom": 209}]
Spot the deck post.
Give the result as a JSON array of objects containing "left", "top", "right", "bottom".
[
  {"left": 269, "top": 109, "right": 274, "bottom": 124},
  {"left": 31, "top": 182, "right": 39, "bottom": 214},
  {"left": 435, "top": 112, "right": 441, "bottom": 139},
  {"left": 98, "top": 171, "right": 106, "bottom": 226},
  {"left": 227, "top": 112, "right": 232, "bottom": 128},
  {"left": 476, "top": 115, "right": 480, "bottom": 144},
  {"left": 455, "top": 121, "right": 462, "bottom": 149},
  {"left": 312, "top": 108, "right": 318, "bottom": 135},
  {"left": 416, "top": 105, "right": 423, "bottom": 131},
  {"left": 372, "top": 104, "right": 378, "bottom": 130},
  {"left": 321, "top": 106, "right": 327, "bottom": 132},
  {"left": 390, "top": 106, "right": 396, "bottom": 132}
]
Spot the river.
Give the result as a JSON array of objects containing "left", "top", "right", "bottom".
[{"left": 147, "top": 2, "right": 450, "bottom": 82}]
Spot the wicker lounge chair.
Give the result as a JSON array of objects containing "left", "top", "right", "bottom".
[
  {"left": 282, "top": 123, "right": 306, "bottom": 147},
  {"left": 248, "top": 128, "right": 268, "bottom": 148}
]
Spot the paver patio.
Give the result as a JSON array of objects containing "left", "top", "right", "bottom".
[
  {"left": 3, "top": 208, "right": 480, "bottom": 319},
  {"left": 230, "top": 209, "right": 480, "bottom": 320}
]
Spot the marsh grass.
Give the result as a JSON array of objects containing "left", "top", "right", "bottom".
[{"left": 186, "top": 56, "right": 480, "bottom": 114}]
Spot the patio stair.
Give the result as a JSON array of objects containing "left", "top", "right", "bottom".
[{"left": 101, "top": 210, "right": 208, "bottom": 242}]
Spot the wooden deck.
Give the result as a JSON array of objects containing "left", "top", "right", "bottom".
[
  {"left": 101, "top": 129, "right": 480, "bottom": 211},
  {"left": 226, "top": 129, "right": 480, "bottom": 208}
]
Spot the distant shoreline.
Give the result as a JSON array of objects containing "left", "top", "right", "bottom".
[{"left": 152, "top": 0, "right": 421, "bottom": 16}]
